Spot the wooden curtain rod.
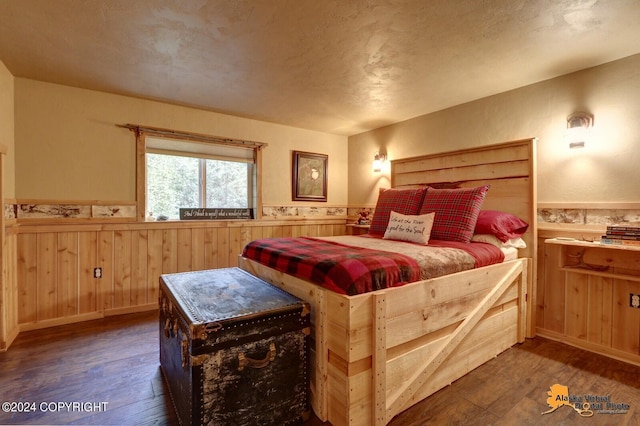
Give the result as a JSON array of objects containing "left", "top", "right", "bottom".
[{"left": 117, "top": 123, "right": 268, "bottom": 149}]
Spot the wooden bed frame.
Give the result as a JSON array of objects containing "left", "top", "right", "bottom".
[{"left": 239, "top": 138, "right": 537, "bottom": 426}]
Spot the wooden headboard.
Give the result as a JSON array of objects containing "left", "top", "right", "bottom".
[{"left": 390, "top": 138, "right": 538, "bottom": 260}]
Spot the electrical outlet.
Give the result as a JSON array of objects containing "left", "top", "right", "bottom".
[
  {"left": 630, "top": 293, "right": 640, "bottom": 309},
  {"left": 94, "top": 267, "right": 103, "bottom": 279}
]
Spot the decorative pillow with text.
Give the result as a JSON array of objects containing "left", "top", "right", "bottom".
[{"left": 383, "top": 211, "right": 435, "bottom": 245}]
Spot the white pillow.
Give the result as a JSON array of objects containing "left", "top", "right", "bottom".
[
  {"left": 471, "top": 233, "right": 527, "bottom": 249},
  {"left": 383, "top": 211, "right": 435, "bottom": 245}
]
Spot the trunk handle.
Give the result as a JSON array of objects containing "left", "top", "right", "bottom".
[{"left": 238, "top": 342, "right": 276, "bottom": 371}]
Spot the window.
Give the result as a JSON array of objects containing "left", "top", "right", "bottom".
[{"left": 126, "top": 124, "right": 265, "bottom": 221}]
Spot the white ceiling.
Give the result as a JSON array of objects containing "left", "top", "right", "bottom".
[{"left": 1, "top": 0, "right": 640, "bottom": 136}]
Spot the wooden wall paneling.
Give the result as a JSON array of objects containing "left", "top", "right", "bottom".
[
  {"left": 131, "top": 230, "right": 148, "bottom": 306},
  {"left": 3, "top": 233, "right": 19, "bottom": 347},
  {"left": 228, "top": 226, "right": 255, "bottom": 267},
  {"left": 281, "top": 225, "right": 293, "bottom": 238},
  {"left": 612, "top": 279, "right": 640, "bottom": 355},
  {"left": 57, "top": 232, "right": 79, "bottom": 317},
  {"left": 162, "top": 229, "right": 178, "bottom": 275},
  {"left": 203, "top": 227, "right": 219, "bottom": 270},
  {"left": 97, "top": 230, "right": 114, "bottom": 311},
  {"left": 37, "top": 233, "right": 57, "bottom": 321},
  {"left": 177, "top": 228, "right": 193, "bottom": 273},
  {"left": 564, "top": 272, "right": 588, "bottom": 340},
  {"left": 217, "top": 228, "right": 230, "bottom": 268},
  {"left": 17, "top": 233, "right": 37, "bottom": 324},
  {"left": 10, "top": 218, "right": 347, "bottom": 340},
  {"left": 191, "top": 228, "right": 206, "bottom": 271},
  {"left": 587, "top": 276, "right": 613, "bottom": 347},
  {"left": 78, "top": 231, "right": 98, "bottom": 314},
  {"left": 261, "top": 226, "right": 276, "bottom": 239},
  {"left": 535, "top": 237, "right": 546, "bottom": 333},
  {"left": 113, "top": 231, "right": 132, "bottom": 309},
  {"left": 305, "top": 225, "right": 319, "bottom": 238},
  {"left": 319, "top": 224, "right": 336, "bottom": 237},
  {"left": 542, "top": 244, "right": 565, "bottom": 333},
  {"left": 147, "top": 229, "right": 164, "bottom": 305}
]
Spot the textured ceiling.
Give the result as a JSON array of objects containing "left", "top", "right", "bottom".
[{"left": 1, "top": 0, "right": 640, "bottom": 136}]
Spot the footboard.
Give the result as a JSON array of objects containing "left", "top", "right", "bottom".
[{"left": 239, "top": 256, "right": 529, "bottom": 426}]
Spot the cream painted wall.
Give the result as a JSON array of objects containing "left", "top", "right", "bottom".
[
  {"left": 348, "top": 54, "right": 640, "bottom": 207},
  {"left": 14, "top": 79, "right": 347, "bottom": 205},
  {"left": 0, "top": 61, "right": 15, "bottom": 199}
]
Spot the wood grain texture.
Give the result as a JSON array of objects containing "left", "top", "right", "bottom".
[
  {"left": 2, "top": 311, "right": 639, "bottom": 426},
  {"left": 13, "top": 220, "right": 346, "bottom": 335},
  {"left": 538, "top": 237, "right": 640, "bottom": 366}
]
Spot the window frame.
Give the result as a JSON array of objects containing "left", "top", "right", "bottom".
[{"left": 128, "top": 124, "right": 266, "bottom": 222}]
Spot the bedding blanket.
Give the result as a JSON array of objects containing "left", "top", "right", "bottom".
[{"left": 242, "top": 237, "right": 420, "bottom": 295}]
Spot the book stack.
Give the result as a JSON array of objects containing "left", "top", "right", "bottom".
[{"left": 601, "top": 225, "right": 640, "bottom": 246}]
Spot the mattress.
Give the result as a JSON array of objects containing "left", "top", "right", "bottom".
[{"left": 312, "top": 235, "right": 507, "bottom": 281}]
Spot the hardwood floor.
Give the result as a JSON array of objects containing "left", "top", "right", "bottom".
[{"left": 1, "top": 311, "right": 639, "bottom": 425}]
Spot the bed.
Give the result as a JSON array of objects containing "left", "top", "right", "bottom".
[{"left": 238, "top": 138, "right": 537, "bottom": 426}]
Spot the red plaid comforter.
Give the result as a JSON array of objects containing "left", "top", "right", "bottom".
[{"left": 242, "top": 237, "right": 420, "bottom": 295}]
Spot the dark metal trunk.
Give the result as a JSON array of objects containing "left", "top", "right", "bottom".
[{"left": 159, "top": 267, "right": 310, "bottom": 426}]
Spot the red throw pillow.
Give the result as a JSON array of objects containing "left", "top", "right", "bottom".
[
  {"left": 369, "top": 187, "right": 427, "bottom": 235},
  {"left": 419, "top": 185, "right": 490, "bottom": 243},
  {"left": 474, "top": 210, "right": 529, "bottom": 242}
]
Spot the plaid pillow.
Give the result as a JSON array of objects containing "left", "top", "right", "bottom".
[
  {"left": 419, "top": 185, "right": 490, "bottom": 243},
  {"left": 369, "top": 187, "right": 427, "bottom": 235}
]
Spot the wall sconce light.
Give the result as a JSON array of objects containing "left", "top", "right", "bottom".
[
  {"left": 372, "top": 152, "right": 387, "bottom": 172},
  {"left": 566, "top": 111, "right": 593, "bottom": 148}
]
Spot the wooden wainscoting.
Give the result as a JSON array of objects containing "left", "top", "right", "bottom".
[
  {"left": 1, "top": 227, "right": 19, "bottom": 351},
  {"left": 537, "top": 225, "right": 640, "bottom": 367},
  {"left": 15, "top": 219, "right": 346, "bottom": 332}
]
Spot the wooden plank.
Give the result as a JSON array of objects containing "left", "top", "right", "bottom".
[
  {"left": 203, "top": 227, "right": 219, "bottom": 269},
  {"left": 113, "top": 230, "right": 132, "bottom": 309},
  {"left": 217, "top": 228, "right": 230, "bottom": 267},
  {"left": 372, "top": 292, "right": 387, "bottom": 426},
  {"left": 386, "top": 262, "right": 521, "bottom": 419},
  {"left": 97, "top": 231, "right": 114, "bottom": 311},
  {"left": 176, "top": 228, "right": 192, "bottom": 273},
  {"left": 383, "top": 261, "right": 524, "bottom": 348},
  {"left": 582, "top": 247, "right": 640, "bottom": 270},
  {"left": 612, "top": 279, "right": 640, "bottom": 354},
  {"left": 131, "top": 230, "right": 148, "bottom": 306},
  {"left": 17, "top": 233, "right": 37, "bottom": 324},
  {"left": 191, "top": 228, "right": 205, "bottom": 271},
  {"left": 147, "top": 229, "right": 163, "bottom": 304},
  {"left": 564, "top": 271, "right": 588, "bottom": 340},
  {"left": 393, "top": 160, "right": 530, "bottom": 188},
  {"left": 392, "top": 142, "right": 530, "bottom": 175},
  {"left": 57, "top": 232, "right": 79, "bottom": 317},
  {"left": 542, "top": 244, "right": 565, "bottom": 333},
  {"left": 162, "top": 229, "right": 178, "bottom": 274},
  {"left": 5, "top": 235, "right": 19, "bottom": 341},
  {"left": 78, "top": 231, "right": 98, "bottom": 314},
  {"left": 587, "top": 276, "right": 613, "bottom": 346},
  {"left": 37, "top": 233, "right": 57, "bottom": 321}
]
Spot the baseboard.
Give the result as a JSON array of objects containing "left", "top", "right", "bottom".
[
  {"left": 104, "top": 303, "right": 158, "bottom": 317},
  {"left": 18, "top": 304, "right": 159, "bottom": 335},
  {"left": 536, "top": 328, "right": 640, "bottom": 368},
  {"left": 20, "top": 312, "right": 104, "bottom": 332}
]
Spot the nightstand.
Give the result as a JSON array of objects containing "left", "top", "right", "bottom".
[{"left": 346, "top": 224, "right": 370, "bottom": 236}]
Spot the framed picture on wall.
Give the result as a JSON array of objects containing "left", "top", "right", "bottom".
[{"left": 292, "top": 151, "right": 328, "bottom": 202}]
